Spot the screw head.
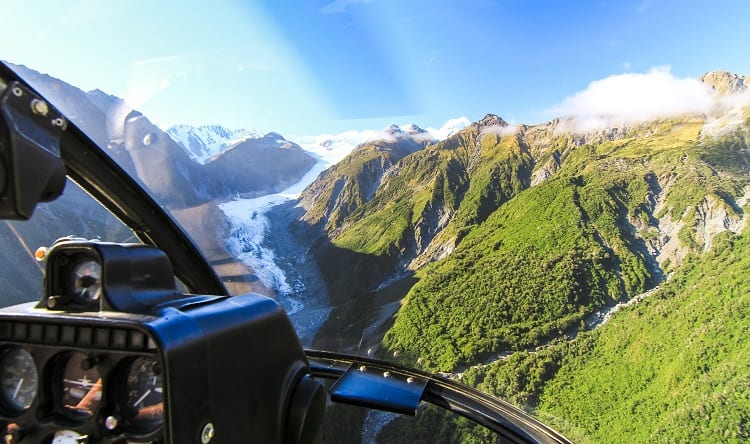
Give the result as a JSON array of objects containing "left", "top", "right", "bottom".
[
  {"left": 31, "top": 98, "right": 49, "bottom": 116},
  {"left": 105, "top": 415, "right": 118, "bottom": 430},
  {"left": 52, "top": 117, "right": 67, "bottom": 129}
]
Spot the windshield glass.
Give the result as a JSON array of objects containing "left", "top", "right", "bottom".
[
  {"left": 0, "top": 178, "right": 137, "bottom": 306},
  {"left": 3, "top": 1, "right": 750, "bottom": 442}
]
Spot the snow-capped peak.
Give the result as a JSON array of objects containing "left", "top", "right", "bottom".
[
  {"left": 166, "top": 124, "right": 261, "bottom": 163},
  {"left": 289, "top": 117, "right": 471, "bottom": 165},
  {"left": 425, "top": 116, "right": 471, "bottom": 140}
]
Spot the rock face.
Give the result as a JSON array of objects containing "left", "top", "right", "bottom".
[
  {"left": 700, "top": 71, "right": 749, "bottom": 95},
  {"left": 202, "top": 134, "right": 316, "bottom": 198},
  {"left": 474, "top": 113, "right": 508, "bottom": 130},
  {"left": 166, "top": 124, "right": 261, "bottom": 163},
  {"left": 10, "top": 63, "right": 204, "bottom": 207},
  {"left": 296, "top": 127, "right": 434, "bottom": 234},
  {"left": 292, "top": 81, "right": 750, "bottom": 354}
]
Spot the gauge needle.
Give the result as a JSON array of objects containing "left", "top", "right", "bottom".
[
  {"left": 76, "top": 378, "right": 102, "bottom": 410},
  {"left": 13, "top": 379, "right": 22, "bottom": 399},
  {"left": 134, "top": 389, "right": 151, "bottom": 407}
]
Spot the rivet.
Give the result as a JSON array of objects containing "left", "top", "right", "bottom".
[{"left": 359, "top": 365, "right": 367, "bottom": 372}]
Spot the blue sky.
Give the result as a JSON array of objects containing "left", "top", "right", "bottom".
[{"left": 2, "top": 0, "right": 749, "bottom": 135}]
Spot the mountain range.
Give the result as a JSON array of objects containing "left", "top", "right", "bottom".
[
  {"left": 166, "top": 124, "right": 262, "bottom": 164},
  {"left": 8, "top": 63, "right": 317, "bottom": 207},
  {"left": 286, "top": 71, "right": 750, "bottom": 442}
]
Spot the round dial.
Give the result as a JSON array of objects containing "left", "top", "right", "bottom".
[
  {"left": 123, "top": 357, "right": 164, "bottom": 426},
  {"left": 0, "top": 347, "right": 38, "bottom": 412},
  {"left": 60, "top": 352, "right": 102, "bottom": 420},
  {"left": 69, "top": 258, "right": 102, "bottom": 303}
]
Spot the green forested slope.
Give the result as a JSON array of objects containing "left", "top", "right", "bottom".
[
  {"left": 463, "top": 232, "right": 750, "bottom": 442},
  {"left": 298, "top": 135, "right": 427, "bottom": 232},
  {"left": 378, "top": 231, "right": 750, "bottom": 443},
  {"left": 381, "top": 175, "right": 643, "bottom": 370},
  {"left": 537, "top": 232, "right": 750, "bottom": 442},
  {"left": 309, "top": 117, "right": 544, "bottom": 350},
  {"left": 292, "top": 75, "right": 750, "bottom": 441},
  {"left": 380, "top": 117, "right": 749, "bottom": 372}
]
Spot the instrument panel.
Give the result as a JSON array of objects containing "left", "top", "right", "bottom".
[
  {"left": 0, "top": 319, "right": 164, "bottom": 443},
  {"left": 0, "top": 239, "right": 320, "bottom": 443}
]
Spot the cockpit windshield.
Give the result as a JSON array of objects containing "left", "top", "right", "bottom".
[
  {"left": 0, "top": 179, "right": 137, "bottom": 306},
  {"left": 2, "top": 1, "right": 750, "bottom": 442}
]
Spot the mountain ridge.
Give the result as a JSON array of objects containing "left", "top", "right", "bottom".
[
  {"left": 7, "top": 62, "right": 318, "bottom": 205},
  {"left": 290, "top": 69, "right": 749, "bottom": 392},
  {"left": 166, "top": 124, "right": 262, "bottom": 164}
]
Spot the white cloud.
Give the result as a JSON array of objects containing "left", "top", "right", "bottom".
[
  {"left": 425, "top": 116, "right": 471, "bottom": 140},
  {"left": 480, "top": 124, "right": 519, "bottom": 137},
  {"left": 321, "top": 0, "right": 373, "bottom": 14},
  {"left": 548, "top": 66, "right": 715, "bottom": 131},
  {"left": 290, "top": 117, "right": 472, "bottom": 164},
  {"left": 290, "top": 129, "right": 385, "bottom": 164}
]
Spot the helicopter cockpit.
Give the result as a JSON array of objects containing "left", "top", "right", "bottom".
[{"left": 0, "top": 60, "right": 569, "bottom": 443}]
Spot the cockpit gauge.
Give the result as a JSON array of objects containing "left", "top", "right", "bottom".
[
  {"left": 68, "top": 258, "right": 102, "bottom": 303},
  {"left": 59, "top": 352, "right": 102, "bottom": 420},
  {"left": 0, "top": 347, "right": 38, "bottom": 412},
  {"left": 123, "top": 356, "right": 164, "bottom": 427}
]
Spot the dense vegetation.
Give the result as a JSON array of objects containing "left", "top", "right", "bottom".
[
  {"left": 378, "top": 232, "right": 750, "bottom": 443},
  {"left": 379, "top": 114, "right": 750, "bottom": 370},
  {"left": 381, "top": 174, "right": 650, "bottom": 370},
  {"left": 294, "top": 82, "right": 750, "bottom": 440},
  {"left": 477, "top": 232, "right": 749, "bottom": 442}
]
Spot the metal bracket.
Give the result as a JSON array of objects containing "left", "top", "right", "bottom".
[{"left": 329, "top": 363, "right": 428, "bottom": 415}]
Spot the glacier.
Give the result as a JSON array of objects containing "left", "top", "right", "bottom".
[
  {"left": 218, "top": 160, "right": 330, "bottom": 321},
  {"left": 216, "top": 117, "right": 471, "bottom": 341}
]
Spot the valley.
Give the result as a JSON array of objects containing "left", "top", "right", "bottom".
[
  {"left": 279, "top": 71, "right": 750, "bottom": 442},
  {"left": 5, "top": 63, "right": 749, "bottom": 443}
]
